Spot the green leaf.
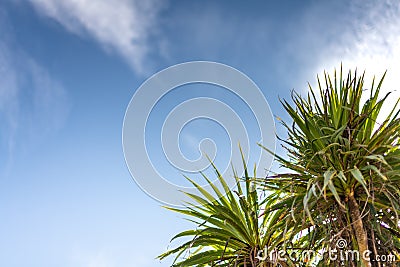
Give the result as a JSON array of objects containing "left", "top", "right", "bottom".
[{"left": 350, "top": 167, "right": 370, "bottom": 196}]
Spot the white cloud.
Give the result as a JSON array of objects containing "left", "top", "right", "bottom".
[
  {"left": 0, "top": 40, "right": 69, "bottom": 173},
  {"left": 28, "top": 0, "right": 165, "bottom": 74},
  {"left": 267, "top": 0, "right": 400, "bottom": 145},
  {"left": 0, "top": 42, "right": 19, "bottom": 161},
  {"left": 311, "top": 0, "right": 400, "bottom": 120}
]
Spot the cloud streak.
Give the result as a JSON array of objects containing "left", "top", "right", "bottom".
[
  {"left": 0, "top": 35, "right": 69, "bottom": 174},
  {"left": 284, "top": 0, "right": 400, "bottom": 121},
  {"left": 29, "top": 0, "right": 165, "bottom": 74},
  {"left": 325, "top": 1, "right": 400, "bottom": 121},
  {"left": 0, "top": 42, "right": 19, "bottom": 165}
]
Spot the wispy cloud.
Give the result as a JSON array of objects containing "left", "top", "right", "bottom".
[
  {"left": 267, "top": 0, "right": 400, "bottom": 125},
  {"left": 0, "top": 42, "right": 19, "bottom": 165},
  {"left": 309, "top": 0, "right": 400, "bottom": 118},
  {"left": 28, "top": 0, "right": 165, "bottom": 74},
  {"left": 0, "top": 32, "right": 69, "bottom": 174}
]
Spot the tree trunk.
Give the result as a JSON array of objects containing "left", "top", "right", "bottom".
[{"left": 348, "top": 193, "right": 370, "bottom": 267}]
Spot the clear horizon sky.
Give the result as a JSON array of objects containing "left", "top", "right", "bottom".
[{"left": 1, "top": 0, "right": 400, "bottom": 266}]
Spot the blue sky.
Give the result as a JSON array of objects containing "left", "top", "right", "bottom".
[{"left": 1, "top": 0, "right": 400, "bottom": 266}]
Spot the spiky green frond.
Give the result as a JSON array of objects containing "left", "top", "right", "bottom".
[
  {"left": 158, "top": 158, "right": 294, "bottom": 266},
  {"left": 262, "top": 67, "right": 400, "bottom": 265}
]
